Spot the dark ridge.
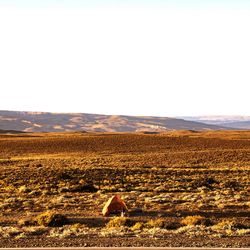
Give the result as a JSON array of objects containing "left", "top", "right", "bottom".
[{"left": 0, "top": 129, "right": 26, "bottom": 134}]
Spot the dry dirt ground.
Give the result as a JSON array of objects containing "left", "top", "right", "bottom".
[{"left": 0, "top": 131, "right": 249, "bottom": 247}]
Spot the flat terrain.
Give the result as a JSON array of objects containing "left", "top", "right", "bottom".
[{"left": 0, "top": 131, "right": 249, "bottom": 247}]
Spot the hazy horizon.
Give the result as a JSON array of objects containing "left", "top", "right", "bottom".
[
  {"left": 1, "top": 0, "right": 249, "bottom": 117},
  {"left": 1, "top": 109, "right": 250, "bottom": 119}
]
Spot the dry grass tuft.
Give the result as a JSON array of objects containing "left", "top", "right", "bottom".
[
  {"left": 18, "top": 218, "right": 36, "bottom": 227},
  {"left": 145, "top": 218, "right": 181, "bottom": 230},
  {"left": 106, "top": 217, "right": 131, "bottom": 228},
  {"left": 131, "top": 222, "right": 145, "bottom": 231},
  {"left": 212, "top": 219, "right": 248, "bottom": 231},
  {"left": 181, "top": 215, "right": 211, "bottom": 226},
  {"left": 35, "top": 211, "right": 69, "bottom": 227},
  {"left": 146, "top": 218, "right": 166, "bottom": 228}
]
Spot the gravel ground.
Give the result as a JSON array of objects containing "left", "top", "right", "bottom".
[{"left": 0, "top": 235, "right": 250, "bottom": 248}]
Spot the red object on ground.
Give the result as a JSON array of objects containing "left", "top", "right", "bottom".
[{"left": 102, "top": 195, "right": 128, "bottom": 216}]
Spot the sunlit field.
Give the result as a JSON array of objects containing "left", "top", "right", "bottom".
[{"left": 0, "top": 131, "right": 249, "bottom": 247}]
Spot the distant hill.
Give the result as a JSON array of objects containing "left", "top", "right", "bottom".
[
  {"left": 180, "top": 116, "right": 250, "bottom": 130},
  {"left": 219, "top": 121, "right": 250, "bottom": 129},
  {"left": 0, "top": 110, "right": 233, "bottom": 132},
  {"left": 0, "top": 129, "right": 25, "bottom": 134}
]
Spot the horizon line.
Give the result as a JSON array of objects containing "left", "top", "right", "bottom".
[
  {"left": 1, "top": 0, "right": 250, "bottom": 8},
  {"left": 1, "top": 109, "right": 249, "bottom": 118}
]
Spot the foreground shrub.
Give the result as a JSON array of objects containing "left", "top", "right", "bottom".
[
  {"left": 106, "top": 217, "right": 132, "bottom": 228},
  {"left": 192, "top": 177, "right": 218, "bottom": 189},
  {"left": 181, "top": 215, "right": 211, "bottom": 226},
  {"left": 18, "top": 218, "right": 36, "bottom": 227},
  {"left": 131, "top": 222, "right": 145, "bottom": 231},
  {"left": 164, "top": 221, "right": 182, "bottom": 230},
  {"left": 146, "top": 218, "right": 181, "bottom": 230},
  {"left": 35, "top": 211, "right": 69, "bottom": 227},
  {"left": 224, "top": 180, "right": 241, "bottom": 190},
  {"left": 146, "top": 218, "right": 166, "bottom": 228},
  {"left": 212, "top": 219, "right": 248, "bottom": 231},
  {"left": 60, "top": 183, "right": 98, "bottom": 193}
]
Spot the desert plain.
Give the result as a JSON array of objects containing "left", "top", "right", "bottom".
[{"left": 0, "top": 130, "right": 249, "bottom": 247}]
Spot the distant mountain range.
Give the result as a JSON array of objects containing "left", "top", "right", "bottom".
[
  {"left": 0, "top": 110, "right": 235, "bottom": 133},
  {"left": 0, "top": 129, "right": 25, "bottom": 134},
  {"left": 179, "top": 116, "right": 250, "bottom": 130}
]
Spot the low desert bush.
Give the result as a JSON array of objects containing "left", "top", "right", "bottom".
[
  {"left": 18, "top": 185, "right": 30, "bottom": 193},
  {"left": 146, "top": 218, "right": 181, "bottom": 230},
  {"left": 131, "top": 222, "right": 145, "bottom": 231},
  {"left": 60, "top": 183, "right": 98, "bottom": 193},
  {"left": 192, "top": 177, "right": 218, "bottom": 189},
  {"left": 224, "top": 180, "right": 241, "bottom": 190},
  {"left": 35, "top": 211, "right": 69, "bottom": 227},
  {"left": 237, "top": 229, "right": 250, "bottom": 235},
  {"left": 146, "top": 218, "right": 166, "bottom": 228},
  {"left": 23, "top": 226, "right": 48, "bottom": 236},
  {"left": 181, "top": 215, "right": 211, "bottom": 226},
  {"left": 58, "top": 171, "right": 73, "bottom": 180},
  {"left": 0, "top": 226, "right": 22, "bottom": 238},
  {"left": 18, "top": 218, "right": 36, "bottom": 227},
  {"left": 106, "top": 217, "right": 132, "bottom": 228},
  {"left": 212, "top": 219, "right": 248, "bottom": 231},
  {"left": 165, "top": 221, "right": 182, "bottom": 230}
]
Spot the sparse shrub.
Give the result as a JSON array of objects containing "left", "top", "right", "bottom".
[
  {"left": 73, "top": 182, "right": 98, "bottom": 192},
  {"left": 58, "top": 172, "right": 72, "bottom": 180},
  {"left": 24, "top": 226, "right": 48, "bottom": 236},
  {"left": 69, "top": 223, "right": 84, "bottom": 232},
  {"left": 131, "top": 222, "right": 145, "bottom": 231},
  {"left": 212, "top": 219, "right": 248, "bottom": 231},
  {"left": 224, "top": 180, "right": 241, "bottom": 190},
  {"left": 60, "top": 182, "right": 98, "bottom": 193},
  {"left": 18, "top": 218, "right": 36, "bottom": 227},
  {"left": 192, "top": 177, "right": 218, "bottom": 189},
  {"left": 35, "top": 211, "right": 69, "bottom": 227},
  {"left": 164, "top": 221, "right": 182, "bottom": 230},
  {"left": 48, "top": 224, "right": 89, "bottom": 238},
  {"left": 29, "top": 190, "right": 42, "bottom": 196},
  {"left": 18, "top": 185, "right": 30, "bottom": 193},
  {"left": 181, "top": 215, "right": 211, "bottom": 226},
  {"left": 146, "top": 218, "right": 166, "bottom": 228},
  {"left": 145, "top": 218, "right": 182, "bottom": 230},
  {"left": 0, "top": 226, "right": 21, "bottom": 237},
  {"left": 237, "top": 229, "right": 250, "bottom": 235},
  {"left": 106, "top": 217, "right": 131, "bottom": 228},
  {"left": 212, "top": 220, "right": 234, "bottom": 230}
]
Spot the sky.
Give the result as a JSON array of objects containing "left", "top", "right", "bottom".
[{"left": 0, "top": 0, "right": 249, "bottom": 117}]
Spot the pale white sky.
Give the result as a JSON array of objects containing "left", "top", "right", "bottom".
[{"left": 0, "top": 1, "right": 249, "bottom": 116}]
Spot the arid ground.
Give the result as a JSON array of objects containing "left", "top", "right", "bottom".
[{"left": 0, "top": 131, "right": 249, "bottom": 247}]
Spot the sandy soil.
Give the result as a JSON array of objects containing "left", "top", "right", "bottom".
[{"left": 0, "top": 131, "right": 249, "bottom": 247}]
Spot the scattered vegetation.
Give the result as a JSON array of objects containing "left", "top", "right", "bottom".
[
  {"left": 181, "top": 216, "right": 212, "bottom": 226},
  {"left": 35, "top": 211, "right": 69, "bottom": 227},
  {"left": 106, "top": 217, "right": 132, "bottom": 228},
  {"left": 146, "top": 218, "right": 166, "bottom": 228},
  {"left": 131, "top": 222, "right": 145, "bottom": 231},
  {"left": 0, "top": 131, "right": 249, "bottom": 247},
  {"left": 212, "top": 219, "right": 249, "bottom": 231}
]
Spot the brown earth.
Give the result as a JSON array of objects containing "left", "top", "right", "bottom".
[{"left": 0, "top": 131, "right": 249, "bottom": 247}]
